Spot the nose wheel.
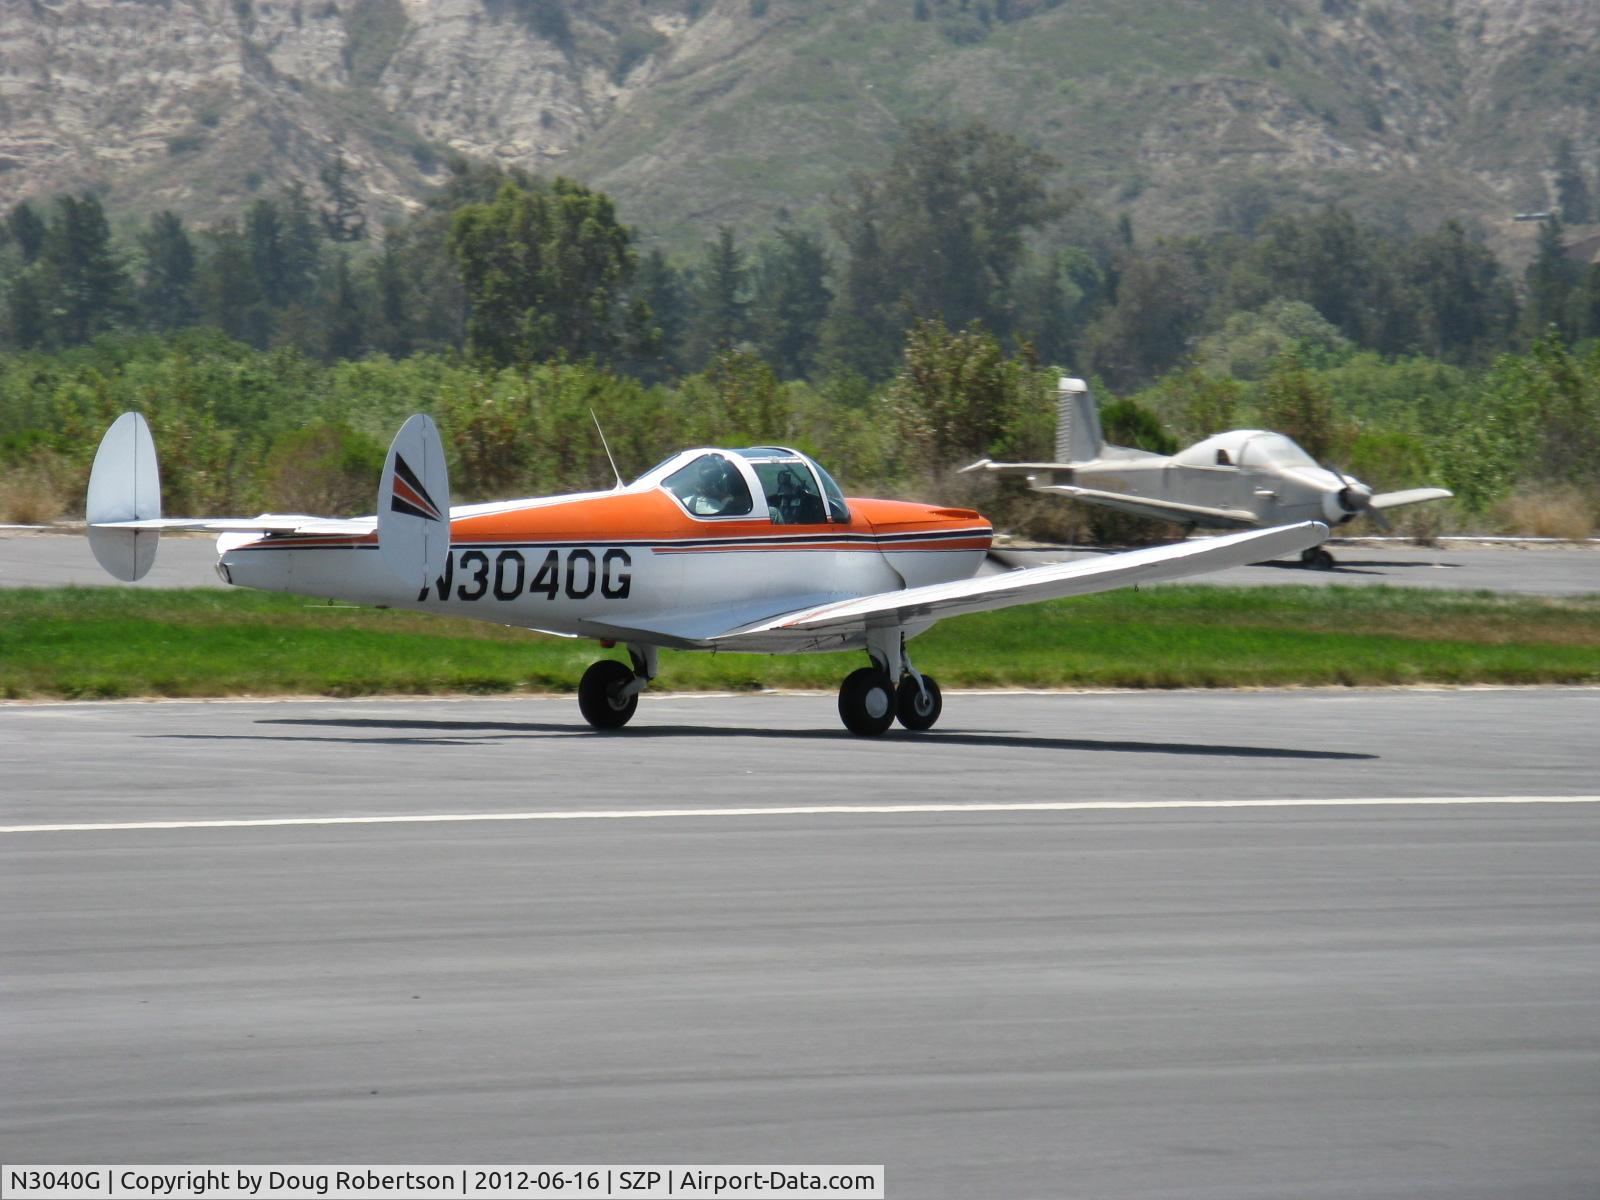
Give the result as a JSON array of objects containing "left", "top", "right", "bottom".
[
  {"left": 578, "top": 659, "right": 638, "bottom": 729},
  {"left": 577, "top": 644, "right": 657, "bottom": 731}
]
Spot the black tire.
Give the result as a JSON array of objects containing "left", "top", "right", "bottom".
[
  {"left": 896, "top": 674, "right": 943, "bottom": 731},
  {"left": 1300, "top": 547, "right": 1335, "bottom": 570},
  {"left": 838, "top": 667, "right": 896, "bottom": 736},
  {"left": 578, "top": 659, "right": 638, "bottom": 730}
]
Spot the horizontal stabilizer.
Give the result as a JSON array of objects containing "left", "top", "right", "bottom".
[
  {"left": 714, "top": 522, "right": 1327, "bottom": 643},
  {"left": 92, "top": 516, "right": 376, "bottom": 536},
  {"left": 1370, "top": 487, "right": 1453, "bottom": 511},
  {"left": 960, "top": 458, "right": 1070, "bottom": 475},
  {"left": 86, "top": 412, "right": 162, "bottom": 581}
]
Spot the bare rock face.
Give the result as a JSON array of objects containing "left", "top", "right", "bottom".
[
  {"left": 0, "top": 0, "right": 686, "bottom": 224},
  {"left": 1, "top": 0, "right": 1596, "bottom": 247}
]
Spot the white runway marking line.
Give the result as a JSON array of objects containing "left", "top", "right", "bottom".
[{"left": 3, "top": 795, "right": 1599, "bottom": 835}]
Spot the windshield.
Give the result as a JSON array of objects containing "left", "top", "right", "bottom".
[
  {"left": 1240, "top": 433, "right": 1318, "bottom": 469},
  {"left": 733, "top": 448, "right": 851, "bottom": 524}
]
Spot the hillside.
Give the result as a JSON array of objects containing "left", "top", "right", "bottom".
[{"left": 2, "top": 0, "right": 1598, "bottom": 254}]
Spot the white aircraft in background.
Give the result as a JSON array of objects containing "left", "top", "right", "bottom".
[
  {"left": 86, "top": 411, "right": 1326, "bottom": 735},
  {"left": 965, "top": 378, "right": 1451, "bottom": 569}
]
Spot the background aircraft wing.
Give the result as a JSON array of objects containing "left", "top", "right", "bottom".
[
  {"left": 1370, "top": 487, "right": 1453, "bottom": 511},
  {"left": 711, "top": 522, "right": 1325, "bottom": 644},
  {"left": 1037, "top": 484, "right": 1260, "bottom": 526}
]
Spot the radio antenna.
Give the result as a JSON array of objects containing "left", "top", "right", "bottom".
[{"left": 591, "top": 409, "right": 624, "bottom": 490}]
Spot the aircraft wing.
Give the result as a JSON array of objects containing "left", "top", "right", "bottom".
[
  {"left": 1036, "top": 484, "right": 1260, "bottom": 527},
  {"left": 711, "top": 522, "right": 1326, "bottom": 644},
  {"left": 1370, "top": 487, "right": 1452, "bottom": 511},
  {"left": 89, "top": 516, "right": 377, "bottom": 536}
]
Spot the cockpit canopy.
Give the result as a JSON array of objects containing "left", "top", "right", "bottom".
[
  {"left": 1173, "top": 430, "right": 1320, "bottom": 471},
  {"left": 639, "top": 447, "right": 852, "bottom": 524}
]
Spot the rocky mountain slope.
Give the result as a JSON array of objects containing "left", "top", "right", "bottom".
[{"left": 2, "top": 0, "right": 1597, "bottom": 254}]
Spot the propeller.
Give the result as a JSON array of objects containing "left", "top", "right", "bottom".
[{"left": 1324, "top": 462, "right": 1390, "bottom": 531}]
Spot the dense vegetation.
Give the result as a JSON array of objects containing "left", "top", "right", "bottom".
[{"left": 3, "top": 122, "right": 1598, "bottom": 538}]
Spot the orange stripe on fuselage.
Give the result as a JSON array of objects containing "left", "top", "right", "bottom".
[
  {"left": 232, "top": 491, "right": 994, "bottom": 553},
  {"left": 446, "top": 490, "right": 993, "bottom": 549}
]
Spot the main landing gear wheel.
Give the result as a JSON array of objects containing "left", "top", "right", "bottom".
[
  {"left": 1300, "top": 547, "right": 1335, "bottom": 571},
  {"left": 896, "top": 675, "right": 942, "bottom": 731},
  {"left": 578, "top": 659, "right": 638, "bottom": 730},
  {"left": 838, "top": 667, "right": 896, "bottom": 737}
]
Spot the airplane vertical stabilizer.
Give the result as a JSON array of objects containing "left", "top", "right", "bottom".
[
  {"left": 1055, "top": 377, "right": 1104, "bottom": 464},
  {"left": 378, "top": 414, "right": 451, "bottom": 592},
  {"left": 86, "top": 412, "right": 161, "bottom": 581}
]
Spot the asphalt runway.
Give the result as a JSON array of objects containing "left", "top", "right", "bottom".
[
  {"left": 5, "top": 531, "right": 1596, "bottom": 595},
  {"left": 5, "top": 689, "right": 1599, "bottom": 1198}
]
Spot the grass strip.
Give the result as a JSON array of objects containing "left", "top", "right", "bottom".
[{"left": 2, "top": 585, "right": 1599, "bottom": 700}]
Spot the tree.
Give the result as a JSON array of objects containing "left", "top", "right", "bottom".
[
  {"left": 6, "top": 202, "right": 46, "bottom": 265},
  {"left": 750, "top": 224, "right": 832, "bottom": 381},
  {"left": 447, "top": 177, "right": 638, "bottom": 365},
  {"left": 626, "top": 247, "right": 688, "bottom": 379},
  {"left": 319, "top": 152, "right": 369, "bottom": 243},
  {"left": 318, "top": 251, "right": 367, "bottom": 361},
  {"left": 4, "top": 269, "right": 47, "bottom": 348},
  {"left": 369, "top": 232, "right": 416, "bottom": 358},
  {"left": 819, "top": 203, "right": 903, "bottom": 380},
  {"left": 246, "top": 198, "right": 291, "bottom": 307},
  {"left": 137, "top": 211, "right": 198, "bottom": 331},
  {"left": 279, "top": 183, "right": 324, "bottom": 303},
  {"left": 685, "top": 225, "right": 751, "bottom": 368},
  {"left": 823, "top": 120, "right": 1066, "bottom": 377},
  {"left": 1140, "top": 369, "right": 1243, "bottom": 443},
  {"left": 1258, "top": 352, "right": 1342, "bottom": 462},
  {"left": 886, "top": 318, "right": 1051, "bottom": 477},
  {"left": 1522, "top": 215, "right": 1580, "bottom": 344},
  {"left": 1100, "top": 397, "right": 1177, "bottom": 455},
  {"left": 1552, "top": 137, "right": 1593, "bottom": 225},
  {"left": 38, "top": 194, "right": 130, "bottom": 346},
  {"left": 197, "top": 219, "right": 271, "bottom": 347},
  {"left": 1246, "top": 206, "right": 1378, "bottom": 345},
  {"left": 1576, "top": 263, "right": 1600, "bottom": 343},
  {"left": 1083, "top": 240, "right": 1207, "bottom": 387},
  {"left": 1406, "top": 220, "right": 1515, "bottom": 363},
  {"left": 1192, "top": 298, "right": 1353, "bottom": 381}
]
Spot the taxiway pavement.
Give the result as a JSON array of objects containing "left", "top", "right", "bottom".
[
  {"left": 990, "top": 540, "right": 1600, "bottom": 595},
  {"left": 5, "top": 689, "right": 1599, "bottom": 1198},
  {"left": 4, "top": 532, "right": 1598, "bottom": 595}
]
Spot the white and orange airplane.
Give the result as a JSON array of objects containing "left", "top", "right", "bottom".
[{"left": 86, "top": 412, "right": 1327, "bottom": 735}]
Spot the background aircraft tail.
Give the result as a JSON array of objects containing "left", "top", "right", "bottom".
[
  {"left": 86, "top": 412, "right": 162, "bottom": 581},
  {"left": 1055, "top": 377, "right": 1104, "bottom": 464}
]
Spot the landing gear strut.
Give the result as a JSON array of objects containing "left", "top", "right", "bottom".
[
  {"left": 837, "top": 631, "right": 942, "bottom": 736},
  {"left": 577, "top": 644, "right": 656, "bottom": 731},
  {"left": 1300, "top": 547, "right": 1335, "bottom": 571}
]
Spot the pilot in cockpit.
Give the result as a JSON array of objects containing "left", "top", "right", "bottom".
[{"left": 689, "top": 456, "right": 740, "bottom": 516}]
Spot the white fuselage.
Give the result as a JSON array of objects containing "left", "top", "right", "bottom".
[{"left": 216, "top": 488, "right": 992, "bottom": 653}]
